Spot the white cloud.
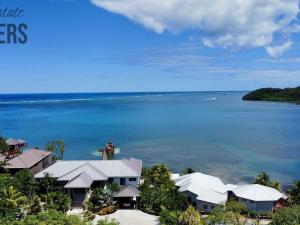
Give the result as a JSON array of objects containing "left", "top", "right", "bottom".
[
  {"left": 91, "top": 0, "right": 299, "bottom": 57},
  {"left": 265, "top": 41, "right": 293, "bottom": 58}
]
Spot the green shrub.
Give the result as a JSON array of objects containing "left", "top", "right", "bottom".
[
  {"left": 22, "top": 210, "right": 88, "bottom": 225},
  {"left": 270, "top": 205, "right": 300, "bottom": 225},
  {"left": 83, "top": 210, "right": 95, "bottom": 221},
  {"left": 88, "top": 183, "right": 119, "bottom": 212},
  {"left": 160, "top": 207, "right": 181, "bottom": 225},
  {"left": 97, "top": 217, "right": 119, "bottom": 225},
  {"left": 43, "top": 191, "right": 71, "bottom": 212},
  {"left": 179, "top": 205, "right": 202, "bottom": 225}
]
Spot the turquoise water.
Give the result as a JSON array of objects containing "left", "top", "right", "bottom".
[{"left": 0, "top": 92, "right": 299, "bottom": 184}]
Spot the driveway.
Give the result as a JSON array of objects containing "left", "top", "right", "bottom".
[{"left": 94, "top": 209, "right": 160, "bottom": 225}]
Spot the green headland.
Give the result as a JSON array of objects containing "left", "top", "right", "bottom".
[{"left": 243, "top": 87, "right": 300, "bottom": 104}]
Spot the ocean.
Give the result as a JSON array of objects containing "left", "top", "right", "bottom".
[{"left": 0, "top": 92, "right": 299, "bottom": 184}]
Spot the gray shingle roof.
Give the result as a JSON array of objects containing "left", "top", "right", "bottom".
[
  {"left": 115, "top": 185, "right": 140, "bottom": 197},
  {"left": 5, "top": 149, "right": 51, "bottom": 169}
]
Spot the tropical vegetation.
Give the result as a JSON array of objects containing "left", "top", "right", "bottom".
[
  {"left": 180, "top": 167, "right": 195, "bottom": 176},
  {"left": 179, "top": 205, "right": 202, "bottom": 225},
  {"left": 270, "top": 205, "right": 300, "bottom": 225},
  {"left": 254, "top": 172, "right": 281, "bottom": 190},
  {"left": 45, "top": 140, "right": 65, "bottom": 160},
  {"left": 87, "top": 182, "right": 120, "bottom": 215},
  {"left": 242, "top": 87, "right": 300, "bottom": 103},
  {"left": 0, "top": 209, "right": 89, "bottom": 225},
  {"left": 0, "top": 169, "right": 70, "bottom": 221},
  {"left": 288, "top": 180, "right": 300, "bottom": 205},
  {"left": 139, "top": 164, "right": 188, "bottom": 215},
  {"left": 97, "top": 217, "right": 120, "bottom": 225}
]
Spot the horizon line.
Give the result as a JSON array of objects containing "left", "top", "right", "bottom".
[{"left": 0, "top": 90, "right": 251, "bottom": 95}]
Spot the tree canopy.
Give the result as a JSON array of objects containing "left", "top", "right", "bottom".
[
  {"left": 180, "top": 168, "right": 195, "bottom": 176},
  {"left": 139, "top": 164, "right": 188, "bottom": 215},
  {"left": 45, "top": 140, "right": 65, "bottom": 160},
  {"left": 288, "top": 180, "right": 300, "bottom": 205},
  {"left": 254, "top": 172, "right": 281, "bottom": 190}
]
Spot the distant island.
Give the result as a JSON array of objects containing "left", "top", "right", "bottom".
[{"left": 242, "top": 87, "right": 300, "bottom": 103}]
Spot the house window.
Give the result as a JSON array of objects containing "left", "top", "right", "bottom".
[
  {"left": 203, "top": 205, "right": 208, "bottom": 210},
  {"left": 187, "top": 196, "right": 192, "bottom": 203},
  {"left": 129, "top": 178, "right": 137, "bottom": 182},
  {"left": 250, "top": 200, "right": 254, "bottom": 204}
]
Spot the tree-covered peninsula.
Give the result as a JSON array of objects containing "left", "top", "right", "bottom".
[{"left": 242, "top": 87, "right": 300, "bottom": 103}]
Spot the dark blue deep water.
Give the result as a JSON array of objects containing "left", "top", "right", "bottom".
[{"left": 0, "top": 92, "right": 299, "bottom": 184}]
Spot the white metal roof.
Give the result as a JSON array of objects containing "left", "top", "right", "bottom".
[
  {"left": 58, "top": 162, "right": 108, "bottom": 181},
  {"left": 175, "top": 172, "right": 229, "bottom": 205},
  {"left": 225, "top": 184, "right": 238, "bottom": 191},
  {"left": 232, "top": 184, "right": 284, "bottom": 201},
  {"left": 171, "top": 173, "right": 180, "bottom": 180},
  {"left": 176, "top": 172, "right": 228, "bottom": 193},
  {"left": 35, "top": 158, "right": 142, "bottom": 187}
]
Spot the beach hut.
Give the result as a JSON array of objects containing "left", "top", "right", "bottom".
[{"left": 5, "top": 138, "right": 28, "bottom": 158}]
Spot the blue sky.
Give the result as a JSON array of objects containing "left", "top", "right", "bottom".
[{"left": 1, "top": 0, "right": 300, "bottom": 93}]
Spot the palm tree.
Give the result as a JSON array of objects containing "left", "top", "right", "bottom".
[
  {"left": 100, "top": 184, "right": 119, "bottom": 207},
  {"left": 180, "top": 168, "right": 195, "bottom": 176},
  {"left": 254, "top": 172, "right": 281, "bottom": 190},
  {"left": 0, "top": 185, "right": 28, "bottom": 217},
  {"left": 27, "top": 195, "right": 42, "bottom": 215},
  {"left": 2, "top": 186, "right": 28, "bottom": 209},
  {"left": 272, "top": 180, "right": 281, "bottom": 191},
  {"left": 254, "top": 172, "right": 271, "bottom": 186},
  {"left": 288, "top": 180, "right": 300, "bottom": 205}
]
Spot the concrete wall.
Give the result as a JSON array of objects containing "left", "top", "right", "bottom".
[{"left": 238, "top": 197, "right": 275, "bottom": 212}]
